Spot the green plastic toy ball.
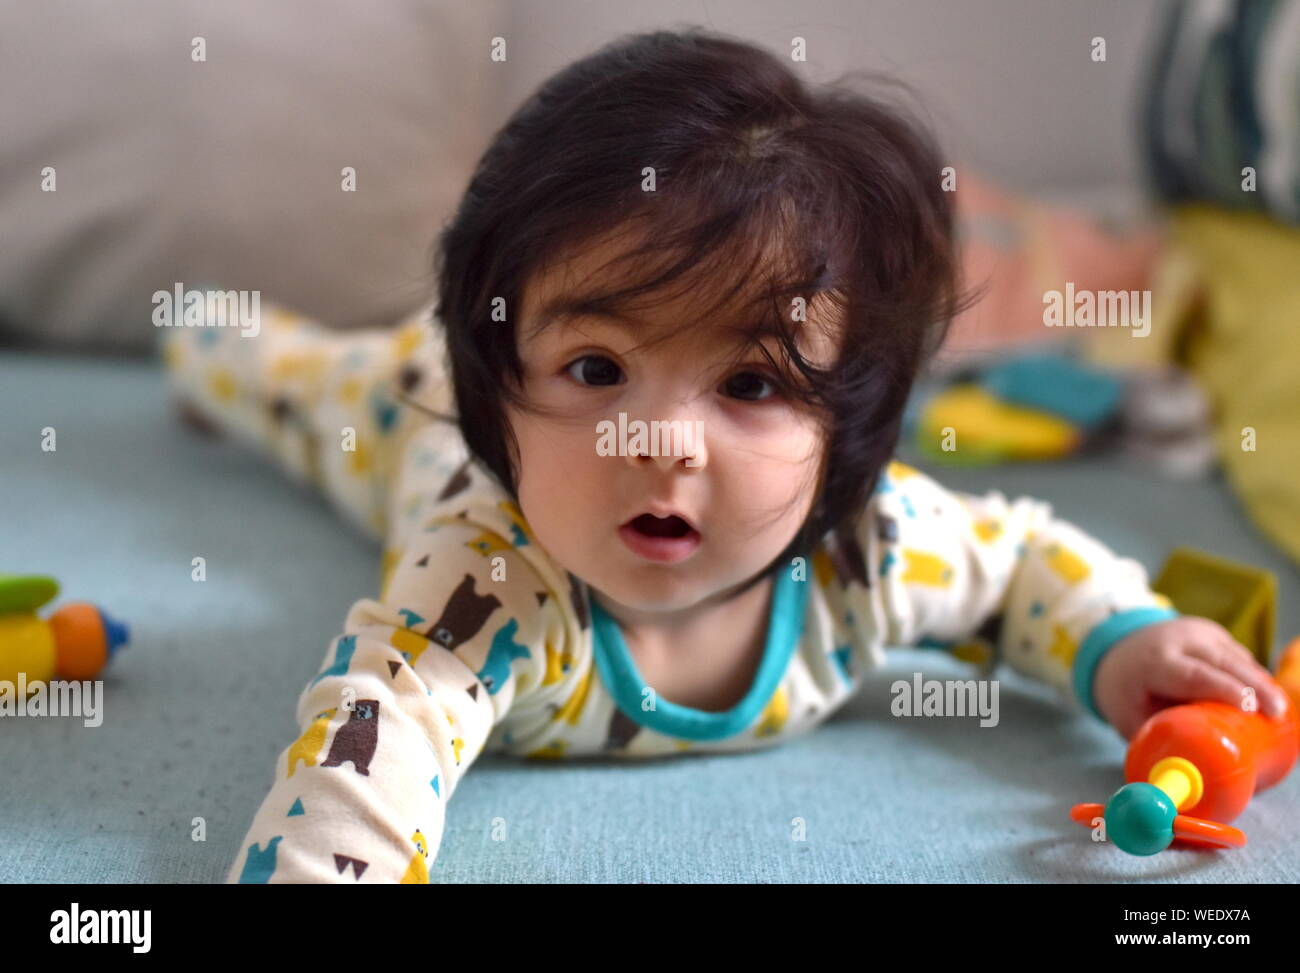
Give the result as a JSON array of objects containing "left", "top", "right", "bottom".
[{"left": 1104, "top": 783, "right": 1179, "bottom": 856}]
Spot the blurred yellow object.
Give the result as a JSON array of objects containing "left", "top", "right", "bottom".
[
  {"left": 0, "top": 612, "right": 56, "bottom": 684},
  {"left": 917, "top": 384, "right": 1079, "bottom": 462},
  {"left": 1153, "top": 546, "right": 1276, "bottom": 667},
  {"left": 1084, "top": 205, "right": 1300, "bottom": 569}
]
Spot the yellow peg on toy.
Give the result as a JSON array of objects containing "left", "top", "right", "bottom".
[{"left": 0, "top": 575, "right": 129, "bottom": 686}]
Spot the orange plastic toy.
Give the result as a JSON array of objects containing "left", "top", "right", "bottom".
[
  {"left": 1070, "top": 637, "right": 1300, "bottom": 854},
  {"left": 0, "top": 575, "right": 128, "bottom": 685}
]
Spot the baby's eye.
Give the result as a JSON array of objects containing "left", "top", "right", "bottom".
[
  {"left": 723, "top": 370, "right": 779, "bottom": 402},
  {"left": 565, "top": 355, "right": 624, "bottom": 387},
  {"left": 564, "top": 355, "right": 780, "bottom": 402}
]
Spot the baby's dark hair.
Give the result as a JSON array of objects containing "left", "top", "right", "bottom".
[{"left": 434, "top": 27, "right": 967, "bottom": 574}]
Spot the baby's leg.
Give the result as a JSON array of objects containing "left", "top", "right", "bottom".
[
  {"left": 160, "top": 297, "right": 456, "bottom": 552},
  {"left": 379, "top": 414, "right": 481, "bottom": 599}
]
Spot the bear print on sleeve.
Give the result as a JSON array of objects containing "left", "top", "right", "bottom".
[{"left": 225, "top": 492, "right": 555, "bottom": 884}]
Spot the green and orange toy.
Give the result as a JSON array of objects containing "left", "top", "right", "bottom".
[
  {"left": 1069, "top": 548, "right": 1299, "bottom": 855},
  {"left": 0, "top": 574, "right": 128, "bottom": 684}
]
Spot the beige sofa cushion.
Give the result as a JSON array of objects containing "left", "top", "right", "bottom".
[{"left": 0, "top": 0, "right": 506, "bottom": 352}]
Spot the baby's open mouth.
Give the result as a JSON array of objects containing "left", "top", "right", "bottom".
[
  {"left": 616, "top": 509, "right": 702, "bottom": 561},
  {"left": 618, "top": 511, "right": 703, "bottom": 563},
  {"left": 626, "top": 513, "right": 695, "bottom": 538}
]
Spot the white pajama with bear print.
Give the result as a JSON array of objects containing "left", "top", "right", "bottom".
[{"left": 157, "top": 299, "right": 1176, "bottom": 883}]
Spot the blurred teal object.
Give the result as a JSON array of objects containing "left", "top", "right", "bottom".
[{"left": 979, "top": 353, "right": 1121, "bottom": 430}]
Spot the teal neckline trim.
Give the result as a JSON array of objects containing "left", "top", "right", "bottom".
[
  {"left": 589, "top": 567, "right": 809, "bottom": 742},
  {"left": 1072, "top": 606, "right": 1179, "bottom": 723}
]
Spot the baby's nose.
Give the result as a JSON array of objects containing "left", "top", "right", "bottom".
[{"left": 624, "top": 415, "right": 708, "bottom": 470}]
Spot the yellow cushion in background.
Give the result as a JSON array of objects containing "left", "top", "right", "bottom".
[{"left": 1087, "top": 205, "right": 1300, "bottom": 568}]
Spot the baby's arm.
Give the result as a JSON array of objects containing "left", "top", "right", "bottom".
[
  {"left": 866, "top": 461, "right": 1176, "bottom": 722},
  {"left": 225, "top": 518, "right": 548, "bottom": 883}
]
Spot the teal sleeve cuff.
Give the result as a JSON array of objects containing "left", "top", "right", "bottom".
[{"left": 1072, "top": 606, "right": 1180, "bottom": 723}]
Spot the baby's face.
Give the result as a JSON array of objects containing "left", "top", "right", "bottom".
[{"left": 505, "top": 229, "right": 837, "bottom": 617}]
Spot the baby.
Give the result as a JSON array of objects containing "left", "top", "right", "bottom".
[{"left": 162, "top": 28, "right": 1290, "bottom": 883}]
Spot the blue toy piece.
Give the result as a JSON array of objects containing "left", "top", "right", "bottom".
[{"left": 979, "top": 353, "right": 1122, "bottom": 430}]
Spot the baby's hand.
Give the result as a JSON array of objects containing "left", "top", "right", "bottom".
[{"left": 1091, "top": 616, "right": 1290, "bottom": 740}]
